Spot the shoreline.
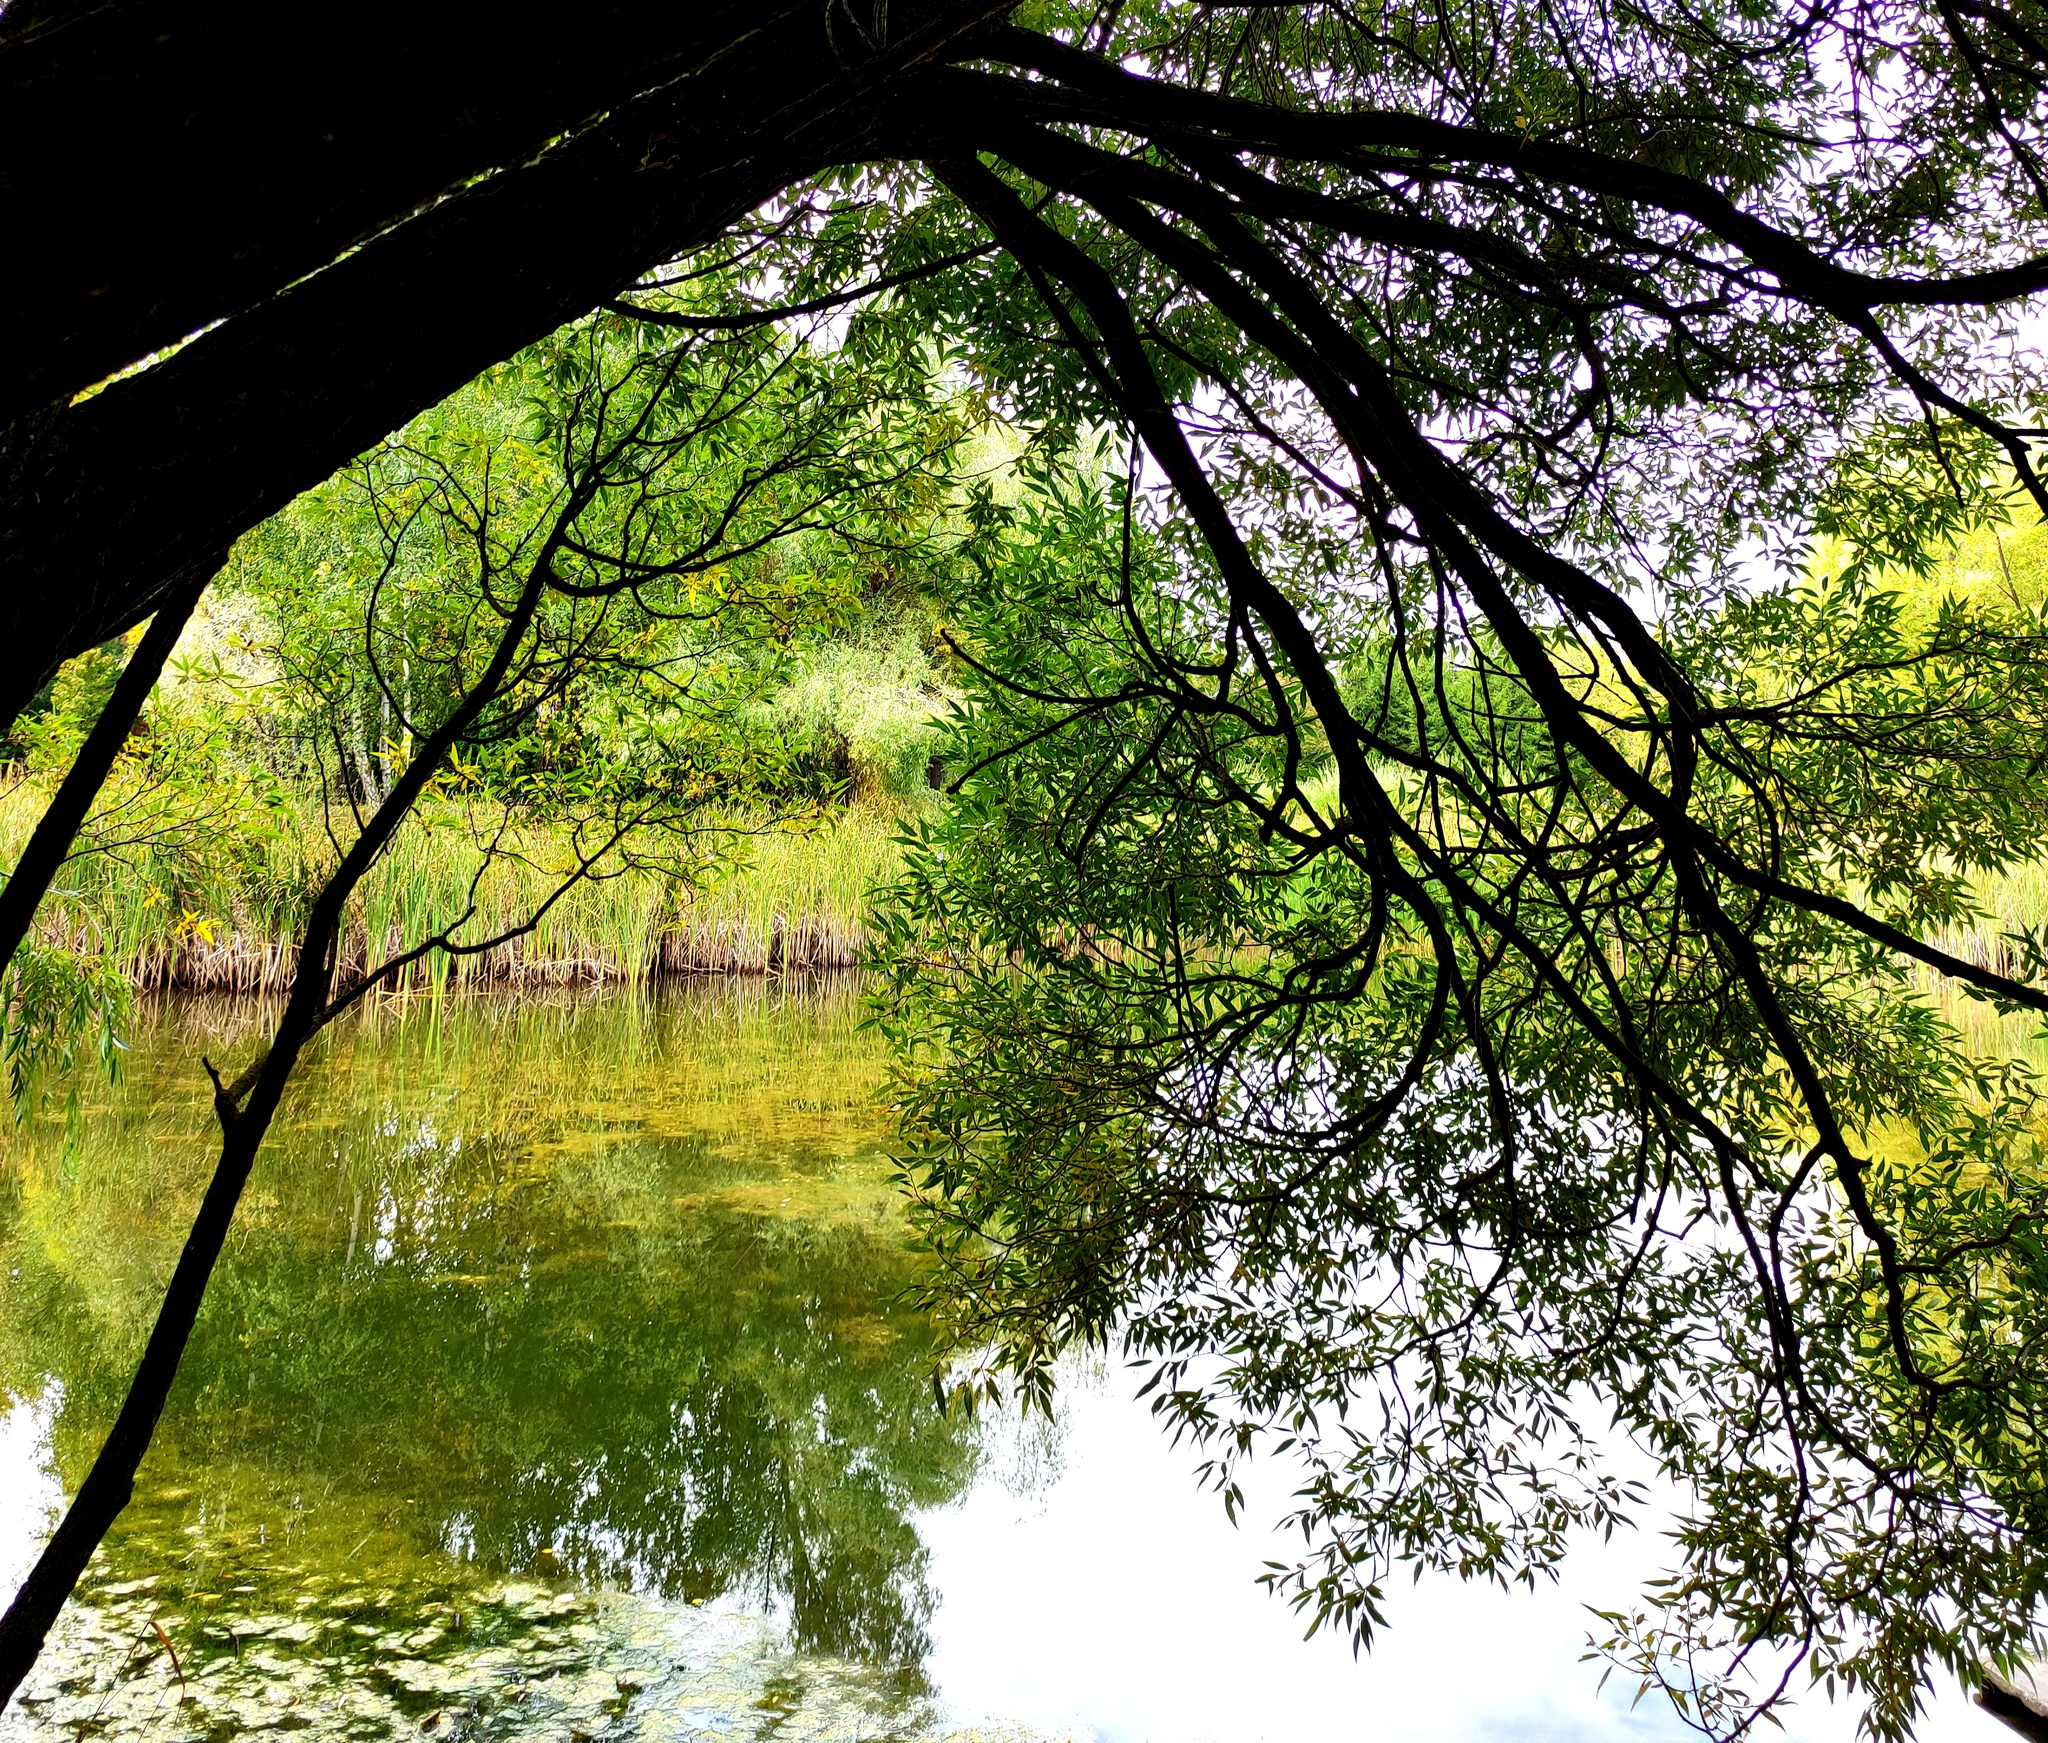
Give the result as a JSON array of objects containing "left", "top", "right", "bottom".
[{"left": 1, "top": 789, "right": 911, "bottom": 991}]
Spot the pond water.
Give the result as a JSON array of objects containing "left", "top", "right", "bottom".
[{"left": 0, "top": 983, "right": 2004, "bottom": 1743}]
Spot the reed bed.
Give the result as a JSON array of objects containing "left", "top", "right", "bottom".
[
  {"left": 1926, "top": 860, "right": 2048, "bottom": 983},
  {"left": 0, "top": 777, "right": 911, "bottom": 990},
  {"left": 10, "top": 763, "right": 2048, "bottom": 997}
]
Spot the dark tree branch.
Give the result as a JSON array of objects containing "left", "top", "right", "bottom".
[
  {"left": 605, "top": 239, "right": 998, "bottom": 331},
  {"left": 0, "top": 0, "right": 1009, "bottom": 740},
  {"left": 0, "top": 556, "right": 216, "bottom": 980}
]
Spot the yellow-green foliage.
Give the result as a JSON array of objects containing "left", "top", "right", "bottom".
[
  {"left": 1806, "top": 503, "right": 2048, "bottom": 974},
  {"left": 0, "top": 779, "right": 911, "bottom": 989},
  {"left": 1814, "top": 494, "right": 2048, "bottom": 617},
  {"left": 1925, "top": 859, "right": 2048, "bottom": 1054},
  {"left": 1917, "top": 509, "right": 2048, "bottom": 611}
]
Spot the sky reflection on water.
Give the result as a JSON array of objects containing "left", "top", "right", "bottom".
[{"left": 0, "top": 983, "right": 2007, "bottom": 1743}]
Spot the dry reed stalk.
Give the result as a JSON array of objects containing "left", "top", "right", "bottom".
[
  {"left": 1924, "top": 861, "right": 2048, "bottom": 983},
  {"left": 0, "top": 779, "right": 912, "bottom": 988}
]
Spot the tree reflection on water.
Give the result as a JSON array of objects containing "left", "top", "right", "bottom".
[{"left": 0, "top": 979, "right": 978, "bottom": 1686}]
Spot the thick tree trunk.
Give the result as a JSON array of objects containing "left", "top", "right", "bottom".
[
  {"left": 0, "top": 0, "right": 799, "bottom": 430},
  {"left": 1982, "top": 1668, "right": 2048, "bottom": 1741},
  {"left": 0, "top": 2, "right": 999, "bottom": 736}
]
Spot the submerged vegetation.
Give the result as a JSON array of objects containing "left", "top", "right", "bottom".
[{"left": 0, "top": 983, "right": 993, "bottom": 1741}]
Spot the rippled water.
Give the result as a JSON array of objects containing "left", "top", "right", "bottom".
[
  {"left": 0, "top": 983, "right": 994, "bottom": 1740},
  {"left": 0, "top": 983, "right": 2004, "bottom": 1743}
]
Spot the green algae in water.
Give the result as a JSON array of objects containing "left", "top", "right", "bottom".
[{"left": 0, "top": 979, "right": 1020, "bottom": 1743}]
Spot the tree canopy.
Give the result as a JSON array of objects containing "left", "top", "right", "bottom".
[{"left": 8, "top": 1, "right": 2048, "bottom": 1737}]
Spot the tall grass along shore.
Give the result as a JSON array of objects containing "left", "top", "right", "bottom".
[
  {"left": 0, "top": 778, "right": 909, "bottom": 991},
  {"left": 12, "top": 759, "right": 2045, "bottom": 1002}
]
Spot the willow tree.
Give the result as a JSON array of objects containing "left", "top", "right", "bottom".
[
  {"left": 842, "top": 8, "right": 2048, "bottom": 1742},
  {"left": 9, "top": 2, "right": 2048, "bottom": 1736},
  {"left": 8, "top": 0, "right": 2044, "bottom": 912},
  {"left": 0, "top": 303, "right": 972, "bottom": 1702}
]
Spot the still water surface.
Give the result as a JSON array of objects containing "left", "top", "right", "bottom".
[{"left": 0, "top": 983, "right": 1999, "bottom": 1743}]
